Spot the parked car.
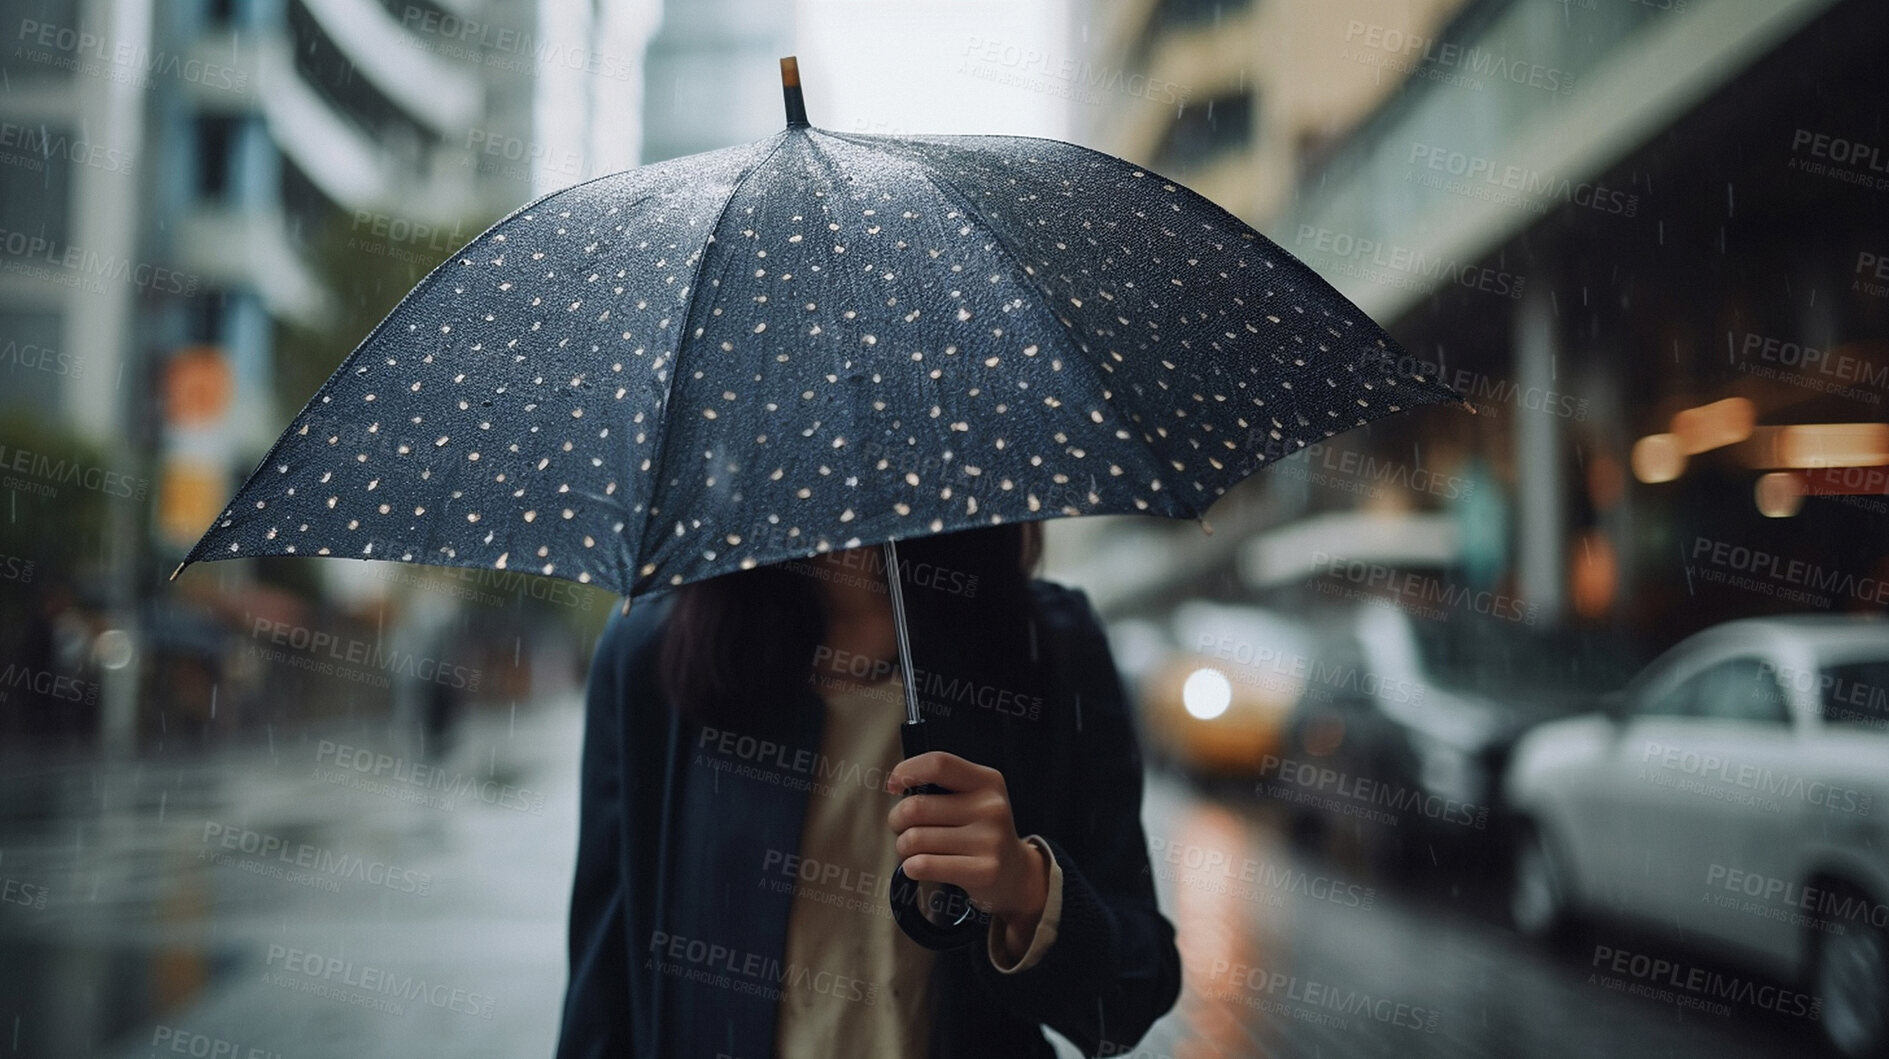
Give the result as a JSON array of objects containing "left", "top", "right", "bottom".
[
  {"left": 1504, "top": 614, "right": 1889, "bottom": 1059},
  {"left": 1273, "top": 600, "right": 1639, "bottom": 883}
]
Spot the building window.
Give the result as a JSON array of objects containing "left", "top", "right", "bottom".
[
  {"left": 1154, "top": 91, "right": 1255, "bottom": 175},
  {"left": 0, "top": 125, "right": 74, "bottom": 246},
  {"left": 195, "top": 116, "right": 241, "bottom": 202}
]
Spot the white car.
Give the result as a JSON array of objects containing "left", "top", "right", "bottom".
[{"left": 1504, "top": 615, "right": 1889, "bottom": 1058}]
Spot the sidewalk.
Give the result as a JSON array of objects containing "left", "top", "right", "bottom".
[{"left": 0, "top": 696, "right": 586, "bottom": 1059}]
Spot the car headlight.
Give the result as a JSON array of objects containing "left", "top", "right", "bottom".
[{"left": 1182, "top": 667, "right": 1233, "bottom": 720}]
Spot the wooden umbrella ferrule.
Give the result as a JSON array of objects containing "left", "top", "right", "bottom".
[{"left": 781, "top": 56, "right": 809, "bottom": 128}]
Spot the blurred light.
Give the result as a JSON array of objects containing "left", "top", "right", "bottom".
[
  {"left": 1755, "top": 472, "right": 1806, "bottom": 518},
  {"left": 1631, "top": 433, "right": 1686, "bottom": 483},
  {"left": 157, "top": 462, "right": 227, "bottom": 550},
  {"left": 94, "top": 629, "right": 135, "bottom": 670},
  {"left": 1670, "top": 397, "right": 1755, "bottom": 455},
  {"left": 1239, "top": 511, "right": 1459, "bottom": 589},
  {"left": 1586, "top": 451, "right": 1626, "bottom": 510},
  {"left": 1569, "top": 530, "right": 1617, "bottom": 617},
  {"left": 1743, "top": 423, "right": 1889, "bottom": 468},
  {"left": 163, "top": 346, "right": 233, "bottom": 425},
  {"left": 1181, "top": 667, "right": 1233, "bottom": 720}
]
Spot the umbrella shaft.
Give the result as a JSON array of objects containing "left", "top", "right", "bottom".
[{"left": 883, "top": 539, "right": 922, "bottom": 727}]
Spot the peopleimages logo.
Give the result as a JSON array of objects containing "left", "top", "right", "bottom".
[
  {"left": 958, "top": 34, "right": 1191, "bottom": 108},
  {"left": 1341, "top": 20, "right": 1575, "bottom": 96},
  {"left": 0, "top": 121, "right": 135, "bottom": 175},
  {"left": 1706, "top": 864, "right": 1889, "bottom": 931},
  {"left": 1590, "top": 944, "right": 1820, "bottom": 1021},
  {"left": 0, "top": 227, "right": 199, "bottom": 295},
  {"left": 1258, "top": 754, "right": 1490, "bottom": 830},
  {"left": 1732, "top": 330, "right": 1885, "bottom": 405},
  {"left": 1207, "top": 960, "right": 1441, "bottom": 1033},
  {"left": 1194, "top": 632, "right": 1427, "bottom": 706},
  {"left": 0, "top": 338, "right": 83, "bottom": 379},
  {"left": 1640, "top": 740, "right": 1872, "bottom": 816},
  {"left": 1, "top": 875, "right": 48, "bottom": 911},
  {"left": 249, "top": 616, "right": 480, "bottom": 690},
  {"left": 200, "top": 821, "right": 433, "bottom": 897},
  {"left": 647, "top": 931, "right": 879, "bottom": 1006},
  {"left": 1359, "top": 350, "right": 1589, "bottom": 420},
  {"left": 1145, "top": 834, "right": 1377, "bottom": 910},
  {"left": 12, "top": 17, "right": 249, "bottom": 93},
  {"left": 1310, "top": 551, "right": 1538, "bottom": 625},
  {"left": 1855, "top": 250, "right": 1889, "bottom": 299},
  {"left": 149, "top": 1026, "right": 281, "bottom": 1058},
  {"left": 1688, "top": 536, "right": 1889, "bottom": 607},
  {"left": 1789, "top": 128, "right": 1889, "bottom": 192},
  {"left": 263, "top": 943, "right": 497, "bottom": 1019},
  {"left": 398, "top": 6, "right": 634, "bottom": 81},
  {"left": 0, "top": 442, "right": 147, "bottom": 501},
  {"left": 0, "top": 663, "right": 97, "bottom": 705},
  {"left": 1255, "top": 433, "right": 1478, "bottom": 499},
  {"left": 1294, "top": 226, "right": 1525, "bottom": 300},
  {"left": 313, "top": 740, "right": 547, "bottom": 815},
  {"left": 1406, "top": 142, "right": 1638, "bottom": 217}
]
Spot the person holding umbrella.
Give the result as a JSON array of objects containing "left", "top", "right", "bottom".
[
  {"left": 556, "top": 520, "right": 1182, "bottom": 1057},
  {"left": 174, "top": 55, "right": 1465, "bottom": 1059}
]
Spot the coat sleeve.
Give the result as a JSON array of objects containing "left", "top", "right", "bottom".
[
  {"left": 555, "top": 609, "right": 637, "bottom": 1058},
  {"left": 967, "top": 586, "right": 1182, "bottom": 1056}
]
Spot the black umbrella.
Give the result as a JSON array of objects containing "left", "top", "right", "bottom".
[{"left": 176, "top": 57, "right": 1464, "bottom": 946}]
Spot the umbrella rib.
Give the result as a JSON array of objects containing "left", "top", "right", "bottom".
[
  {"left": 632, "top": 133, "right": 796, "bottom": 589},
  {"left": 848, "top": 137, "right": 1182, "bottom": 513}
]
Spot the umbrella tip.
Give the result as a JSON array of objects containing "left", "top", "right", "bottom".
[
  {"left": 780, "top": 56, "right": 809, "bottom": 129},
  {"left": 1461, "top": 399, "right": 1479, "bottom": 415},
  {"left": 168, "top": 561, "right": 186, "bottom": 582},
  {"left": 619, "top": 596, "right": 632, "bottom": 616},
  {"left": 1197, "top": 516, "right": 1213, "bottom": 537}
]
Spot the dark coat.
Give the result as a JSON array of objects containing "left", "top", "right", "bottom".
[{"left": 554, "top": 578, "right": 1182, "bottom": 1058}]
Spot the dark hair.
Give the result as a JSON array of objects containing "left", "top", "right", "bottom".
[{"left": 657, "top": 522, "right": 1045, "bottom": 729}]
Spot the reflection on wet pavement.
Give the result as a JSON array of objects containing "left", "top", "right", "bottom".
[
  {"left": 0, "top": 700, "right": 583, "bottom": 1058},
  {"left": 1128, "top": 774, "right": 1813, "bottom": 1059},
  {"left": 0, "top": 714, "right": 1825, "bottom": 1058}
]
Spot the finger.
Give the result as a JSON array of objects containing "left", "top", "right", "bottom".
[
  {"left": 893, "top": 824, "right": 990, "bottom": 860},
  {"left": 888, "top": 788, "right": 1003, "bottom": 831},
  {"left": 898, "top": 853, "right": 1001, "bottom": 895},
  {"left": 886, "top": 751, "right": 1000, "bottom": 795}
]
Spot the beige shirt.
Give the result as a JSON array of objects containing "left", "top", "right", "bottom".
[{"left": 774, "top": 668, "right": 1065, "bottom": 1059}]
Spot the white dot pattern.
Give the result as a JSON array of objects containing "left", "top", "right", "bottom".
[{"left": 183, "top": 128, "right": 1460, "bottom": 596}]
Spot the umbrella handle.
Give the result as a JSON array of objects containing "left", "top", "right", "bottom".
[
  {"left": 889, "top": 780, "right": 989, "bottom": 951},
  {"left": 889, "top": 716, "right": 987, "bottom": 950}
]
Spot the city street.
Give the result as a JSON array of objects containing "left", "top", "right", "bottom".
[
  {"left": 0, "top": 701, "right": 1821, "bottom": 1058},
  {"left": 2, "top": 0, "right": 1881, "bottom": 1055}
]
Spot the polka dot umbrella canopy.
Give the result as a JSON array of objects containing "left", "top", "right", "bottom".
[{"left": 177, "top": 59, "right": 1466, "bottom": 605}]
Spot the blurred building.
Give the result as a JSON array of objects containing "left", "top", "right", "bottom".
[
  {"left": 640, "top": 0, "right": 797, "bottom": 163},
  {"left": 145, "top": 0, "right": 547, "bottom": 557},
  {"left": 1067, "top": 0, "right": 1887, "bottom": 652},
  {"left": 0, "top": 0, "right": 660, "bottom": 747}
]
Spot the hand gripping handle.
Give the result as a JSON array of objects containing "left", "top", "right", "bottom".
[{"left": 889, "top": 722, "right": 988, "bottom": 950}]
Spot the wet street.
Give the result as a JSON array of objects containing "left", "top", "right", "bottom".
[{"left": 0, "top": 703, "right": 1824, "bottom": 1058}]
